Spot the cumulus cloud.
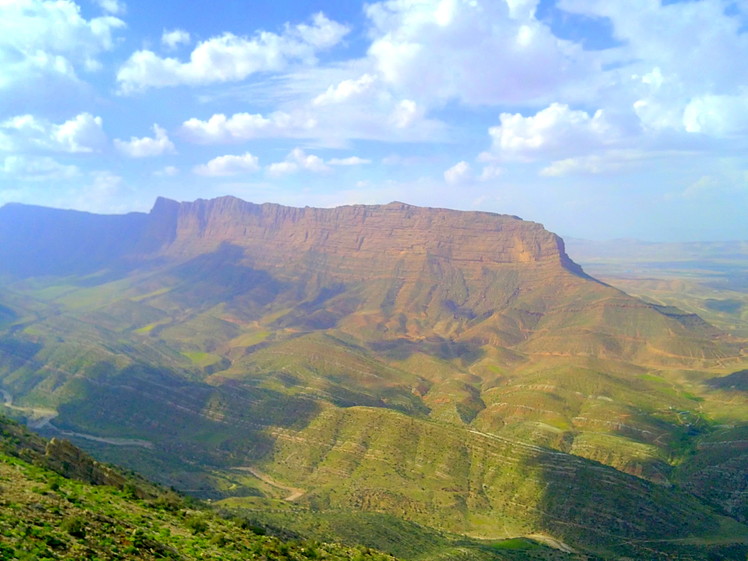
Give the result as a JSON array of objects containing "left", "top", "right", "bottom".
[
  {"left": 313, "top": 74, "right": 377, "bottom": 105},
  {"left": 266, "top": 161, "right": 298, "bottom": 177},
  {"left": 682, "top": 92, "right": 748, "bottom": 136},
  {"left": 194, "top": 152, "right": 260, "bottom": 176},
  {"left": 365, "top": 0, "right": 594, "bottom": 106},
  {"left": 444, "top": 160, "right": 503, "bottom": 184},
  {"left": 0, "top": 112, "right": 106, "bottom": 153},
  {"left": 114, "top": 125, "right": 176, "bottom": 158},
  {"left": 0, "top": 0, "right": 125, "bottom": 89},
  {"left": 444, "top": 161, "right": 472, "bottom": 184},
  {"left": 52, "top": 113, "right": 107, "bottom": 153},
  {"left": 389, "top": 99, "right": 425, "bottom": 129},
  {"left": 162, "top": 29, "right": 191, "bottom": 50},
  {"left": 484, "top": 103, "right": 615, "bottom": 162},
  {"left": 117, "top": 13, "right": 349, "bottom": 92},
  {"left": 560, "top": 0, "right": 748, "bottom": 137},
  {"left": 181, "top": 111, "right": 317, "bottom": 143},
  {"left": 267, "top": 148, "right": 330, "bottom": 176},
  {"left": 181, "top": 92, "right": 443, "bottom": 146}
]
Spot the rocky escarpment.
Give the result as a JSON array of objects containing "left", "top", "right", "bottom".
[{"left": 151, "top": 196, "right": 579, "bottom": 271}]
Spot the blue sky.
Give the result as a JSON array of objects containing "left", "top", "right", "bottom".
[{"left": 1, "top": 0, "right": 748, "bottom": 241}]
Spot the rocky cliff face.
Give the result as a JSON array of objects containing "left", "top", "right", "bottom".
[{"left": 151, "top": 196, "right": 581, "bottom": 273}]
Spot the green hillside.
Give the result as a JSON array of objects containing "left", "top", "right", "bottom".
[
  {"left": 1, "top": 199, "right": 747, "bottom": 560},
  {"left": 0, "top": 415, "right": 399, "bottom": 561}
]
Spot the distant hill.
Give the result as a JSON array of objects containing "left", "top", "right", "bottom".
[{"left": 0, "top": 197, "right": 746, "bottom": 560}]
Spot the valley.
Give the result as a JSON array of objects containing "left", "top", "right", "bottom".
[{"left": 0, "top": 197, "right": 746, "bottom": 560}]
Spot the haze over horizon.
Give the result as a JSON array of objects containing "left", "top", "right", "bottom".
[{"left": 2, "top": 0, "right": 748, "bottom": 242}]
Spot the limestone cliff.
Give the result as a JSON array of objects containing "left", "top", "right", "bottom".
[{"left": 151, "top": 196, "right": 583, "bottom": 273}]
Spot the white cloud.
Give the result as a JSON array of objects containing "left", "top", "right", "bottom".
[
  {"left": 182, "top": 93, "right": 444, "bottom": 146},
  {"left": 266, "top": 161, "right": 298, "bottom": 177},
  {"left": 559, "top": 0, "right": 748, "bottom": 137},
  {"left": 560, "top": 0, "right": 748, "bottom": 94},
  {"left": 328, "top": 156, "right": 371, "bottom": 166},
  {"left": 93, "top": 0, "right": 126, "bottom": 15},
  {"left": 181, "top": 111, "right": 317, "bottom": 143},
  {"left": 444, "top": 160, "right": 472, "bottom": 184},
  {"left": 1, "top": 155, "right": 79, "bottom": 180},
  {"left": 365, "top": 0, "right": 594, "bottom": 106},
  {"left": 52, "top": 113, "right": 107, "bottom": 153},
  {"left": 267, "top": 148, "right": 330, "bottom": 176},
  {"left": 0, "top": 0, "right": 125, "bottom": 89},
  {"left": 0, "top": 112, "right": 106, "bottom": 153},
  {"left": 114, "top": 125, "right": 176, "bottom": 158},
  {"left": 117, "top": 13, "right": 349, "bottom": 92},
  {"left": 478, "top": 164, "right": 503, "bottom": 181},
  {"left": 484, "top": 103, "right": 615, "bottom": 162},
  {"left": 313, "top": 74, "right": 377, "bottom": 105},
  {"left": 682, "top": 92, "right": 748, "bottom": 136},
  {"left": 194, "top": 152, "right": 260, "bottom": 176},
  {"left": 389, "top": 99, "right": 424, "bottom": 129},
  {"left": 539, "top": 150, "right": 648, "bottom": 177},
  {"left": 541, "top": 155, "right": 615, "bottom": 177},
  {"left": 162, "top": 29, "right": 191, "bottom": 50}
]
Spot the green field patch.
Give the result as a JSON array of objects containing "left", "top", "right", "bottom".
[
  {"left": 489, "top": 537, "right": 540, "bottom": 550},
  {"left": 229, "top": 330, "right": 271, "bottom": 348},
  {"left": 183, "top": 351, "right": 223, "bottom": 368},
  {"left": 640, "top": 373, "right": 667, "bottom": 384},
  {"left": 134, "top": 318, "right": 171, "bottom": 334},
  {"left": 54, "top": 280, "right": 133, "bottom": 310},
  {"left": 131, "top": 286, "right": 172, "bottom": 302}
]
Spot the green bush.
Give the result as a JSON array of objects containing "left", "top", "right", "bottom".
[{"left": 61, "top": 515, "right": 86, "bottom": 538}]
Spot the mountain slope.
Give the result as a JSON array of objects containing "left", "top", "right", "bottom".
[
  {"left": 0, "top": 197, "right": 746, "bottom": 559},
  {"left": 0, "top": 414, "right": 403, "bottom": 561}
]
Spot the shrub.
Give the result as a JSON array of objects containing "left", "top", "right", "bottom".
[{"left": 61, "top": 515, "right": 86, "bottom": 538}]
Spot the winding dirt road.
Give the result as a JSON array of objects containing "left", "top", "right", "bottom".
[{"left": 234, "top": 467, "right": 306, "bottom": 501}]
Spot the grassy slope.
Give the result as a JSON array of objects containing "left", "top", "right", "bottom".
[{"left": 0, "top": 414, "right": 401, "bottom": 561}]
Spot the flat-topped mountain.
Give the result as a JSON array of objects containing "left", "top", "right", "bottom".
[
  {"left": 1, "top": 195, "right": 579, "bottom": 272},
  {"left": 0, "top": 197, "right": 746, "bottom": 560},
  {"left": 152, "top": 196, "right": 579, "bottom": 267},
  {"left": 0, "top": 197, "right": 735, "bottom": 361}
]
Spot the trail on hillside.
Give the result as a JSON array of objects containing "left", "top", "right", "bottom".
[
  {"left": 1, "top": 389, "right": 58, "bottom": 428},
  {"left": 48, "top": 425, "right": 154, "bottom": 449},
  {"left": 235, "top": 467, "right": 306, "bottom": 501}
]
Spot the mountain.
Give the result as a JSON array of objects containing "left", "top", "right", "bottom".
[{"left": 0, "top": 197, "right": 747, "bottom": 560}]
